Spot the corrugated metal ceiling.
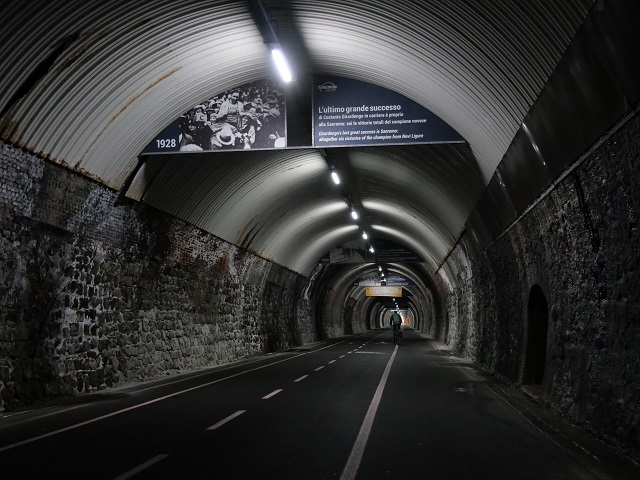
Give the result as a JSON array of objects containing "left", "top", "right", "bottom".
[{"left": 0, "top": 0, "right": 596, "bottom": 275}]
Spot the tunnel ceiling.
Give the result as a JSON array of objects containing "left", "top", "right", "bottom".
[{"left": 0, "top": 0, "right": 596, "bottom": 276}]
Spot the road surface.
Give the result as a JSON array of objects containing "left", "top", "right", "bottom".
[{"left": 1, "top": 329, "right": 637, "bottom": 479}]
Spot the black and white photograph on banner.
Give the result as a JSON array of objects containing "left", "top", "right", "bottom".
[{"left": 142, "top": 79, "right": 286, "bottom": 154}]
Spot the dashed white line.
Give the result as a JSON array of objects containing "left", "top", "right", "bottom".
[
  {"left": 262, "top": 389, "right": 283, "bottom": 400},
  {"left": 294, "top": 375, "right": 309, "bottom": 382},
  {"left": 0, "top": 340, "right": 347, "bottom": 453},
  {"left": 328, "top": 360, "right": 336, "bottom": 364},
  {"left": 314, "top": 366, "right": 325, "bottom": 371},
  {"left": 340, "top": 355, "right": 346, "bottom": 359},
  {"left": 207, "top": 410, "right": 246, "bottom": 430},
  {"left": 113, "top": 454, "right": 169, "bottom": 480}
]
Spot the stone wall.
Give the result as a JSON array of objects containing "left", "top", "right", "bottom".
[
  {"left": 441, "top": 111, "right": 640, "bottom": 459},
  {"left": 0, "top": 142, "right": 311, "bottom": 411}
]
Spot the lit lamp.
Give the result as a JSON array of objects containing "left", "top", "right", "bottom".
[
  {"left": 270, "top": 47, "right": 292, "bottom": 83},
  {"left": 248, "top": 0, "right": 294, "bottom": 83}
]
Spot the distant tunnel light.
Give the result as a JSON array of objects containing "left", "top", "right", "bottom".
[
  {"left": 369, "top": 246, "right": 375, "bottom": 253},
  {"left": 362, "top": 232, "right": 368, "bottom": 240},
  {"left": 331, "top": 171, "right": 341, "bottom": 184},
  {"left": 351, "top": 209, "right": 359, "bottom": 220},
  {"left": 271, "top": 48, "right": 292, "bottom": 83}
]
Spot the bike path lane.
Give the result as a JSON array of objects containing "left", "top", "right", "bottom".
[
  {"left": 0, "top": 331, "right": 389, "bottom": 479},
  {"left": 356, "top": 329, "right": 639, "bottom": 480},
  {"left": 132, "top": 330, "right": 395, "bottom": 479}
]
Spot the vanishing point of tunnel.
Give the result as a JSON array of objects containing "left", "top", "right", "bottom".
[{"left": 1, "top": 0, "right": 639, "bottom": 477}]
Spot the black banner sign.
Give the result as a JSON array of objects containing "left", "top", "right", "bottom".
[{"left": 312, "top": 75, "right": 464, "bottom": 147}]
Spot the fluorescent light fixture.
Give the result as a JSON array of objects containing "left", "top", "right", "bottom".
[
  {"left": 351, "top": 209, "right": 359, "bottom": 220},
  {"left": 362, "top": 232, "right": 368, "bottom": 240},
  {"left": 271, "top": 48, "right": 292, "bottom": 83},
  {"left": 331, "top": 170, "right": 340, "bottom": 185}
]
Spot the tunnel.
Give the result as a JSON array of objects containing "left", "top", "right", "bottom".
[{"left": 1, "top": 0, "right": 639, "bottom": 474}]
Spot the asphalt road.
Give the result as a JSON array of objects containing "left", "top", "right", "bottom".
[{"left": 1, "top": 329, "right": 637, "bottom": 479}]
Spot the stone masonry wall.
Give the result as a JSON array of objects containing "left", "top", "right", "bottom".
[
  {"left": 0, "top": 143, "right": 310, "bottom": 410},
  {"left": 441, "top": 111, "right": 640, "bottom": 459}
]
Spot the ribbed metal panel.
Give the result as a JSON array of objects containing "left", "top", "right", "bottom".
[
  {"left": 1, "top": 0, "right": 593, "bottom": 185},
  {"left": 348, "top": 144, "right": 485, "bottom": 270},
  {"left": 283, "top": 0, "right": 594, "bottom": 181},
  {"left": 0, "top": 0, "right": 599, "bottom": 275},
  {"left": 465, "top": 0, "right": 640, "bottom": 250},
  {"left": 129, "top": 148, "right": 360, "bottom": 274},
  {"left": 1, "top": 0, "right": 269, "bottom": 187},
  {"left": 129, "top": 144, "right": 484, "bottom": 274}
]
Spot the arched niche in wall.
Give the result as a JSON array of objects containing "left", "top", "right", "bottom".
[{"left": 522, "top": 285, "right": 549, "bottom": 386}]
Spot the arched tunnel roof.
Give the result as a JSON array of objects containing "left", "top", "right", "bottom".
[{"left": 0, "top": 0, "right": 596, "bottom": 276}]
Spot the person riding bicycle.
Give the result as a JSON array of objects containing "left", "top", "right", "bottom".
[{"left": 390, "top": 311, "right": 402, "bottom": 338}]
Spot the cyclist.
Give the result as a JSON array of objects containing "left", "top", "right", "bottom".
[{"left": 390, "top": 310, "right": 402, "bottom": 343}]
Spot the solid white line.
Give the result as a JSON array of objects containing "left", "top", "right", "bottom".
[
  {"left": 294, "top": 375, "right": 309, "bottom": 383},
  {"left": 113, "top": 454, "right": 169, "bottom": 480},
  {"left": 207, "top": 410, "right": 246, "bottom": 430},
  {"left": 314, "top": 366, "right": 325, "bottom": 371},
  {"left": 340, "top": 345, "right": 399, "bottom": 480},
  {"left": 262, "top": 389, "right": 283, "bottom": 400},
  {"left": 0, "top": 340, "right": 345, "bottom": 452}
]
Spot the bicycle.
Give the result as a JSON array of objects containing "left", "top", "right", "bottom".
[{"left": 393, "top": 326, "right": 402, "bottom": 345}]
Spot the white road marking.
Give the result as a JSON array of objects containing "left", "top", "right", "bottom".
[
  {"left": 294, "top": 375, "right": 309, "bottom": 382},
  {"left": 314, "top": 366, "right": 325, "bottom": 371},
  {"left": 328, "top": 360, "right": 336, "bottom": 364},
  {"left": 340, "top": 355, "right": 346, "bottom": 358},
  {"left": 262, "top": 389, "right": 283, "bottom": 400},
  {"left": 0, "top": 340, "right": 345, "bottom": 452},
  {"left": 113, "top": 454, "right": 169, "bottom": 480},
  {"left": 207, "top": 410, "right": 246, "bottom": 430},
  {"left": 340, "top": 345, "right": 399, "bottom": 480}
]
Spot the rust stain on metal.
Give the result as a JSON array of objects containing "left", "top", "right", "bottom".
[
  {"left": 0, "top": 119, "right": 23, "bottom": 145},
  {"left": 236, "top": 218, "right": 258, "bottom": 248},
  {"left": 55, "top": 19, "right": 152, "bottom": 74},
  {"left": 77, "top": 66, "right": 182, "bottom": 168},
  {"left": 0, "top": 100, "right": 26, "bottom": 143},
  {"left": 36, "top": 150, "right": 116, "bottom": 187}
]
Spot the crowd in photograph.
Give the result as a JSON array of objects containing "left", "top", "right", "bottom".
[{"left": 178, "top": 81, "right": 286, "bottom": 151}]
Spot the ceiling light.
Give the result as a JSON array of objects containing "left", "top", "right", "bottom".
[
  {"left": 271, "top": 48, "right": 292, "bottom": 83},
  {"left": 362, "top": 232, "right": 368, "bottom": 240},
  {"left": 378, "top": 266, "right": 382, "bottom": 271},
  {"left": 369, "top": 246, "right": 375, "bottom": 253},
  {"left": 331, "top": 170, "right": 340, "bottom": 185},
  {"left": 351, "top": 209, "right": 359, "bottom": 220}
]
